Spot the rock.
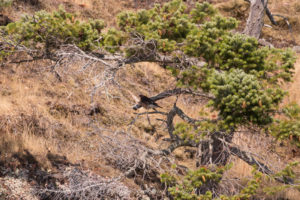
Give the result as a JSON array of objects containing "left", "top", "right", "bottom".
[
  {"left": 0, "top": 14, "right": 12, "bottom": 26},
  {"left": 141, "top": 195, "right": 150, "bottom": 200},
  {"left": 150, "top": 188, "right": 157, "bottom": 196},
  {"left": 258, "top": 38, "right": 274, "bottom": 48},
  {"left": 293, "top": 46, "right": 300, "bottom": 53}
]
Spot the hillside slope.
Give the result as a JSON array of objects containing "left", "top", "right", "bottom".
[{"left": 1, "top": 0, "right": 300, "bottom": 199}]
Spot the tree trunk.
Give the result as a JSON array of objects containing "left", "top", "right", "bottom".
[
  {"left": 195, "top": 131, "right": 234, "bottom": 196},
  {"left": 244, "top": 0, "right": 268, "bottom": 38},
  {"left": 196, "top": 131, "right": 234, "bottom": 167}
]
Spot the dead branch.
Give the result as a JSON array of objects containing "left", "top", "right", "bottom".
[
  {"left": 166, "top": 104, "right": 177, "bottom": 140},
  {"left": 97, "top": 131, "right": 172, "bottom": 182},
  {"left": 159, "top": 139, "right": 210, "bottom": 156},
  {"left": 37, "top": 167, "right": 132, "bottom": 200},
  {"left": 133, "top": 88, "right": 214, "bottom": 110},
  {"left": 156, "top": 99, "right": 295, "bottom": 185},
  {"left": 265, "top": 6, "right": 278, "bottom": 25},
  {"left": 159, "top": 102, "right": 213, "bottom": 158},
  {"left": 123, "top": 32, "right": 206, "bottom": 69},
  {"left": 217, "top": 137, "right": 294, "bottom": 184},
  {"left": 230, "top": 145, "right": 294, "bottom": 184},
  {"left": 272, "top": 14, "right": 293, "bottom": 34}
]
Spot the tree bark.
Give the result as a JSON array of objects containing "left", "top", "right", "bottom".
[
  {"left": 244, "top": 0, "right": 268, "bottom": 38},
  {"left": 196, "top": 131, "right": 234, "bottom": 167}
]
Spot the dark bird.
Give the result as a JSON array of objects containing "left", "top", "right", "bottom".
[{"left": 133, "top": 95, "right": 162, "bottom": 110}]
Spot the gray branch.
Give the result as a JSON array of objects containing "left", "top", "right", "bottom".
[{"left": 133, "top": 88, "right": 214, "bottom": 110}]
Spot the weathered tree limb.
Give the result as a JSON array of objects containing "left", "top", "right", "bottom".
[
  {"left": 244, "top": 0, "right": 277, "bottom": 26},
  {"left": 216, "top": 137, "right": 294, "bottom": 184},
  {"left": 166, "top": 104, "right": 178, "bottom": 140},
  {"left": 173, "top": 104, "right": 205, "bottom": 125},
  {"left": 265, "top": 7, "right": 278, "bottom": 25},
  {"left": 244, "top": 0, "right": 268, "bottom": 38},
  {"left": 229, "top": 145, "right": 273, "bottom": 175},
  {"left": 230, "top": 146, "right": 294, "bottom": 184},
  {"left": 133, "top": 88, "right": 214, "bottom": 110},
  {"left": 158, "top": 102, "right": 294, "bottom": 185},
  {"left": 152, "top": 88, "right": 214, "bottom": 101},
  {"left": 160, "top": 140, "right": 199, "bottom": 156},
  {"left": 272, "top": 14, "right": 293, "bottom": 35}
]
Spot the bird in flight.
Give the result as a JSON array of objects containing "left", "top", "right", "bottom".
[{"left": 133, "top": 95, "right": 162, "bottom": 110}]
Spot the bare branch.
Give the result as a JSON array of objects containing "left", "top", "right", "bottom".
[
  {"left": 97, "top": 131, "right": 172, "bottom": 182},
  {"left": 217, "top": 137, "right": 294, "bottom": 184},
  {"left": 133, "top": 88, "right": 214, "bottom": 110},
  {"left": 160, "top": 139, "right": 209, "bottom": 156},
  {"left": 37, "top": 167, "right": 132, "bottom": 200},
  {"left": 265, "top": 7, "right": 278, "bottom": 25}
]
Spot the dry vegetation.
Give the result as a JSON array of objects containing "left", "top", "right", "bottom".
[{"left": 1, "top": 0, "right": 300, "bottom": 199}]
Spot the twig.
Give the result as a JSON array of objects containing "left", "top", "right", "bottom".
[
  {"left": 133, "top": 88, "right": 214, "bottom": 110},
  {"left": 217, "top": 137, "right": 294, "bottom": 184}
]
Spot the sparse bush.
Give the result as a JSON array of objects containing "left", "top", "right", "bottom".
[{"left": 4, "top": 6, "right": 105, "bottom": 54}]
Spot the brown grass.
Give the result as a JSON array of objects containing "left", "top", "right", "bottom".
[
  {"left": 1, "top": 0, "right": 300, "bottom": 198},
  {"left": 284, "top": 55, "right": 300, "bottom": 104}
]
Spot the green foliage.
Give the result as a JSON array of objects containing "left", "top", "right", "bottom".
[
  {"left": 184, "top": 31, "right": 295, "bottom": 84},
  {"left": 174, "top": 122, "right": 196, "bottom": 142},
  {"left": 270, "top": 104, "right": 300, "bottom": 147},
  {"left": 117, "top": 0, "right": 206, "bottom": 52},
  {"left": 175, "top": 65, "right": 211, "bottom": 91},
  {"left": 173, "top": 120, "right": 231, "bottom": 143},
  {"left": 162, "top": 164, "right": 296, "bottom": 200},
  {"left": 219, "top": 168, "right": 262, "bottom": 200},
  {"left": 274, "top": 161, "right": 298, "bottom": 182},
  {"left": 135, "top": 0, "right": 295, "bottom": 133},
  {"left": 237, "top": 169, "right": 262, "bottom": 199},
  {"left": 160, "top": 172, "right": 177, "bottom": 187},
  {"left": 0, "top": 0, "right": 12, "bottom": 8},
  {"left": 263, "top": 162, "right": 299, "bottom": 195},
  {"left": 165, "top": 166, "right": 229, "bottom": 200},
  {"left": 270, "top": 120, "right": 300, "bottom": 147},
  {"left": 208, "top": 69, "right": 285, "bottom": 126},
  {"left": 118, "top": 0, "right": 298, "bottom": 146},
  {"left": 190, "top": 2, "right": 217, "bottom": 23},
  {"left": 216, "top": 34, "right": 266, "bottom": 72},
  {"left": 184, "top": 16, "right": 238, "bottom": 64},
  {"left": 102, "top": 28, "right": 125, "bottom": 53},
  {"left": 268, "top": 103, "right": 300, "bottom": 148},
  {"left": 4, "top": 6, "right": 105, "bottom": 52}
]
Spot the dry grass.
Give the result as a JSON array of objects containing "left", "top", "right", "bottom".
[
  {"left": 1, "top": 0, "right": 300, "bottom": 199},
  {"left": 284, "top": 55, "right": 300, "bottom": 105}
]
